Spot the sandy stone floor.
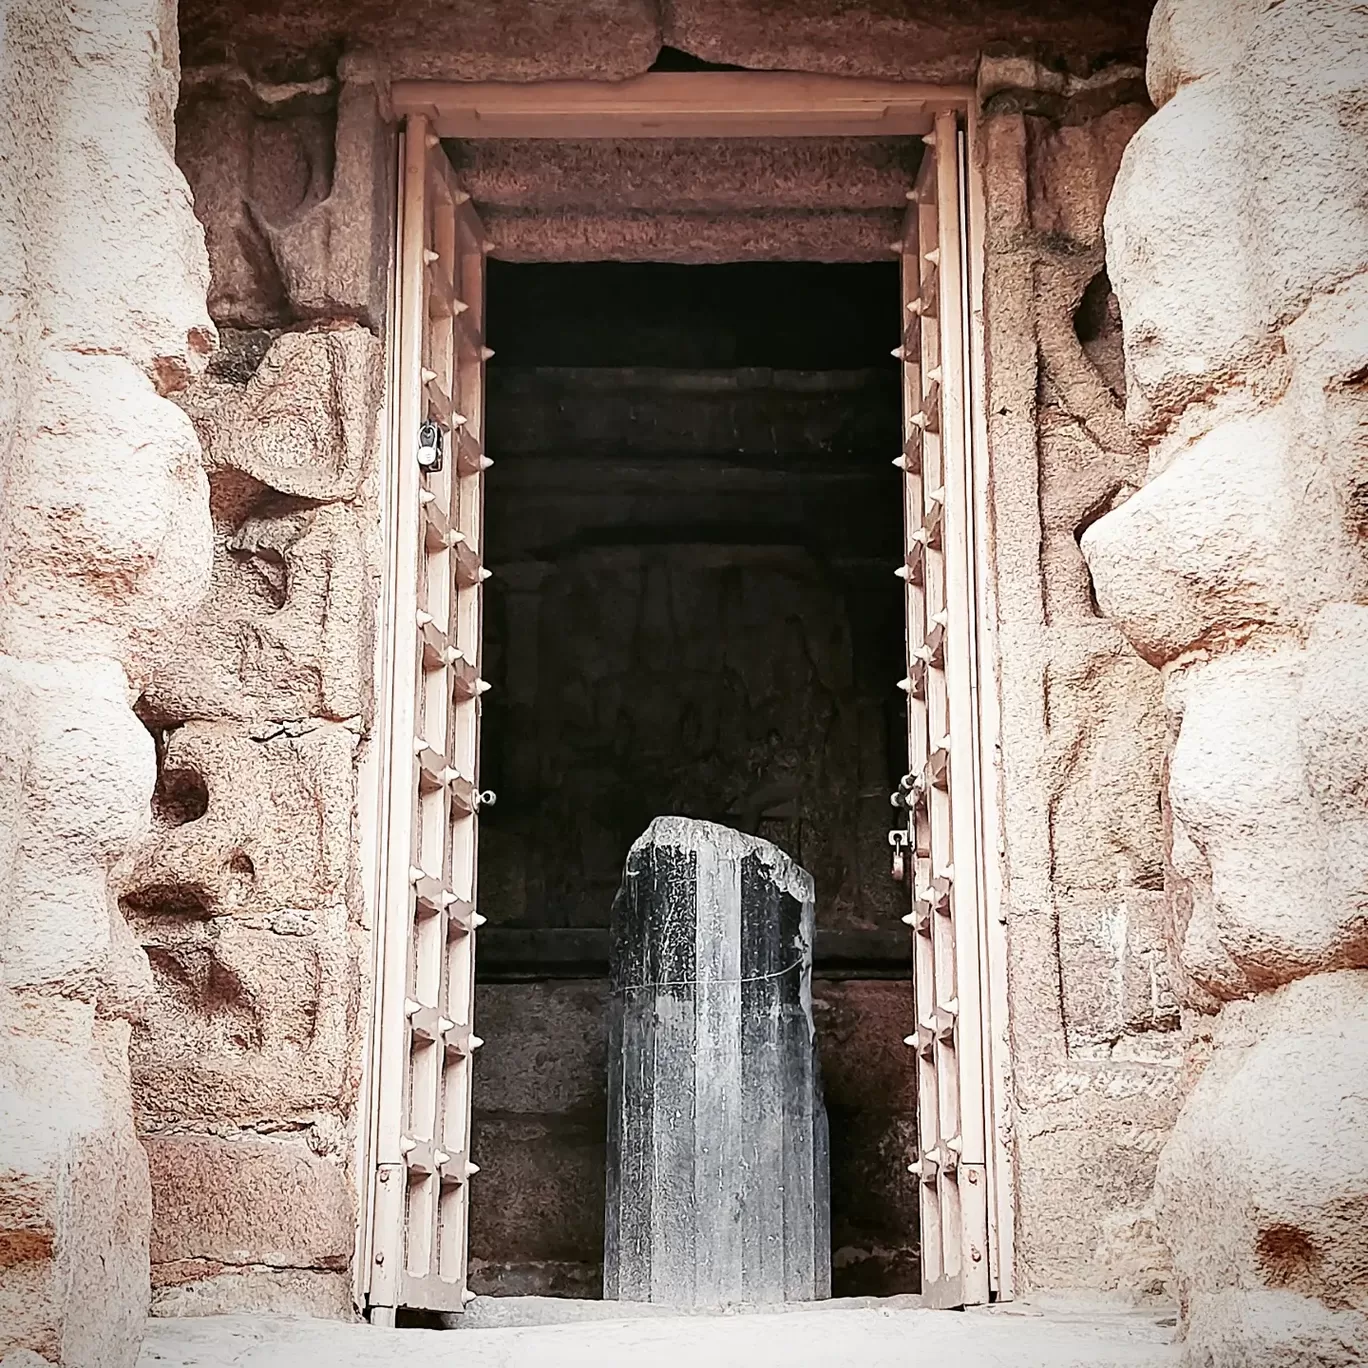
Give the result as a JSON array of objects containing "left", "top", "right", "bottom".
[{"left": 140, "top": 1296, "right": 1178, "bottom": 1368}]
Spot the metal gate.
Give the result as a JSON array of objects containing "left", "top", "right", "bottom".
[
  {"left": 364, "top": 115, "right": 492, "bottom": 1320},
  {"left": 890, "top": 110, "right": 997, "bottom": 1309}
]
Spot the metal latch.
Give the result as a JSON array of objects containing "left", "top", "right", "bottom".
[
  {"left": 417, "top": 420, "right": 445, "bottom": 473},
  {"left": 889, "top": 771, "right": 923, "bottom": 811},
  {"left": 888, "top": 829, "right": 910, "bottom": 882}
]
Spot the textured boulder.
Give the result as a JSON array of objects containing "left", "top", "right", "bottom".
[
  {"left": 1084, "top": 0, "right": 1368, "bottom": 1360},
  {"left": 1167, "top": 610, "right": 1368, "bottom": 1002},
  {"left": 0, "top": 3, "right": 214, "bottom": 1360},
  {"left": 188, "top": 326, "right": 383, "bottom": 502},
  {"left": 1155, "top": 973, "right": 1368, "bottom": 1365},
  {"left": 605, "top": 818, "right": 829, "bottom": 1306}
]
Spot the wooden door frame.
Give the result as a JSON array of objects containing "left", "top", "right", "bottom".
[{"left": 357, "top": 72, "right": 1013, "bottom": 1312}]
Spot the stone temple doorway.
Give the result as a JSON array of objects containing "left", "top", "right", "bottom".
[
  {"left": 359, "top": 79, "right": 1008, "bottom": 1324},
  {"left": 472, "top": 258, "right": 912, "bottom": 1301}
]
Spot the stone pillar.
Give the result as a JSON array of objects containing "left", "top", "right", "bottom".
[
  {"left": 1083, "top": 0, "right": 1368, "bottom": 1361},
  {"left": 0, "top": 2, "right": 215, "bottom": 1364},
  {"left": 605, "top": 818, "right": 830, "bottom": 1306}
]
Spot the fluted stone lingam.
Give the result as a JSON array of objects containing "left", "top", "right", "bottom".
[{"left": 604, "top": 816, "right": 830, "bottom": 1306}]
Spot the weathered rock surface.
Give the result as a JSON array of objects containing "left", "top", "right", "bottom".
[
  {"left": 605, "top": 818, "right": 829, "bottom": 1306},
  {"left": 145, "top": 1136, "right": 354, "bottom": 1276},
  {"left": 0, "top": 2, "right": 213, "bottom": 1362},
  {"left": 178, "top": 78, "right": 390, "bottom": 329},
  {"left": 1154, "top": 972, "right": 1368, "bottom": 1366},
  {"left": 980, "top": 68, "right": 1181, "bottom": 1288},
  {"left": 1084, "top": 0, "right": 1368, "bottom": 1360},
  {"left": 119, "top": 722, "right": 359, "bottom": 1135},
  {"left": 179, "top": 0, "right": 1149, "bottom": 85}
]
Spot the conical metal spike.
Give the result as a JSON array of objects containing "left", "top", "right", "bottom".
[
  {"left": 911, "top": 411, "right": 929, "bottom": 430},
  {"left": 475, "top": 679, "right": 491, "bottom": 695},
  {"left": 404, "top": 998, "right": 422, "bottom": 1017},
  {"left": 465, "top": 1161, "right": 480, "bottom": 1177},
  {"left": 462, "top": 1289, "right": 478, "bottom": 1305},
  {"left": 452, "top": 299, "right": 470, "bottom": 316},
  {"left": 891, "top": 346, "right": 906, "bottom": 360},
  {"left": 907, "top": 297, "right": 924, "bottom": 315},
  {"left": 479, "top": 346, "right": 495, "bottom": 361},
  {"left": 481, "top": 239, "right": 495, "bottom": 254},
  {"left": 451, "top": 412, "right": 469, "bottom": 427},
  {"left": 478, "top": 456, "right": 494, "bottom": 471},
  {"left": 453, "top": 189, "right": 471, "bottom": 205},
  {"left": 434, "top": 1149, "right": 450, "bottom": 1165},
  {"left": 423, "top": 249, "right": 440, "bottom": 265},
  {"left": 901, "top": 911, "right": 916, "bottom": 926},
  {"left": 892, "top": 455, "right": 910, "bottom": 470},
  {"left": 923, "top": 130, "right": 938, "bottom": 148},
  {"left": 425, "top": 133, "right": 440, "bottom": 149},
  {"left": 924, "top": 248, "right": 941, "bottom": 266},
  {"left": 903, "top": 1034, "right": 917, "bottom": 1047},
  {"left": 421, "top": 368, "right": 438, "bottom": 384},
  {"left": 478, "top": 567, "right": 492, "bottom": 582},
  {"left": 905, "top": 188, "right": 917, "bottom": 201},
  {"left": 400, "top": 1135, "right": 416, "bottom": 1153},
  {"left": 438, "top": 1017, "right": 455, "bottom": 1033},
  {"left": 895, "top": 565, "right": 914, "bottom": 581},
  {"left": 469, "top": 1035, "right": 484, "bottom": 1050},
  {"left": 888, "top": 240, "right": 904, "bottom": 254},
  {"left": 471, "top": 912, "right": 487, "bottom": 928},
  {"left": 926, "top": 366, "right": 943, "bottom": 384},
  {"left": 897, "top": 677, "right": 913, "bottom": 693}
]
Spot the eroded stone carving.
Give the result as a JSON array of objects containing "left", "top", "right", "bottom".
[
  {"left": 142, "top": 324, "right": 381, "bottom": 724},
  {"left": 178, "top": 78, "right": 391, "bottom": 329}
]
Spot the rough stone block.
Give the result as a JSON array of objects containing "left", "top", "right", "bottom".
[
  {"left": 1083, "top": 409, "right": 1294, "bottom": 667},
  {"left": 255, "top": 84, "right": 392, "bottom": 329},
  {"left": 1057, "top": 892, "right": 1179, "bottom": 1056},
  {"left": 1106, "top": 1, "right": 1368, "bottom": 431},
  {"left": 130, "top": 906, "right": 357, "bottom": 1131},
  {"left": 605, "top": 818, "right": 830, "bottom": 1306},
  {"left": 0, "top": 656, "right": 157, "bottom": 1000},
  {"left": 120, "top": 721, "right": 356, "bottom": 921},
  {"left": 186, "top": 326, "right": 383, "bottom": 501},
  {"left": 0, "top": 354, "right": 213, "bottom": 689},
  {"left": 1168, "top": 620, "right": 1368, "bottom": 1003},
  {"left": 145, "top": 1135, "right": 352, "bottom": 1272},
  {"left": 1027, "top": 103, "right": 1150, "bottom": 248},
  {"left": 149, "top": 1268, "right": 353, "bottom": 1319},
  {"left": 178, "top": 79, "right": 389, "bottom": 329},
  {"left": 1044, "top": 634, "right": 1166, "bottom": 895},
  {"left": 0, "top": 1022, "right": 151, "bottom": 1368},
  {"left": 139, "top": 499, "right": 372, "bottom": 724},
  {"left": 1155, "top": 971, "right": 1368, "bottom": 1365}
]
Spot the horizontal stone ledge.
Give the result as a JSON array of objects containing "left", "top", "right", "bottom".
[
  {"left": 474, "top": 926, "right": 912, "bottom": 980},
  {"left": 484, "top": 208, "right": 903, "bottom": 264},
  {"left": 446, "top": 137, "right": 921, "bottom": 214}
]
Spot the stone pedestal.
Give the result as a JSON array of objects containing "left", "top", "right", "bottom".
[{"left": 604, "top": 817, "right": 830, "bottom": 1306}]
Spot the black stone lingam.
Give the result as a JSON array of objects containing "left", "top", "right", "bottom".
[{"left": 604, "top": 816, "right": 830, "bottom": 1306}]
